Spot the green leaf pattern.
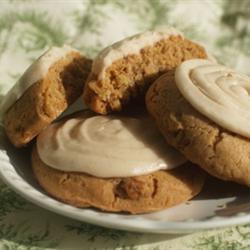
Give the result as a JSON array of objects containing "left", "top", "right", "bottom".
[{"left": 0, "top": 0, "right": 250, "bottom": 249}]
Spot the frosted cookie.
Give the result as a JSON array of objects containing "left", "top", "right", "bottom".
[
  {"left": 84, "top": 27, "right": 208, "bottom": 114},
  {"left": 146, "top": 59, "right": 250, "bottom": 186},
  {"left": 32, "top": 111, "right": 205, "bottom": 214},
  {"left": 1, "top": 45, "right": 92, "bottom": 147}
]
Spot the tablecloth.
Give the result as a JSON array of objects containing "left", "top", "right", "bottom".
[{"left": 0, "top": 0, "right": 250, "bottom": 249}]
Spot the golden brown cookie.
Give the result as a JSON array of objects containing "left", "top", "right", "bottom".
[
  {"left": 146, "top": 72, "right": 250, "bottom": 187},
  {"left": 83, "top": 29, "right": 207, "bottom": 114},
  {"left": 3, "top": 47, "right": 92, "bottom": 147},
  {"left": 32, "top": 146, "right": 205, "bottom": 214}
]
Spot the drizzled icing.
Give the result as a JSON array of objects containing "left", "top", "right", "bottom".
[
  {"left": 37, "top": 113, "right": 186, "bottom": 178},
  {"left": 175, "top": 59, "right": 250, "bottom": 138}
]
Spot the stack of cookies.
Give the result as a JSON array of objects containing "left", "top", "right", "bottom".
[{"left": 2, "top": 27, "right": 249, "bottom": 214}]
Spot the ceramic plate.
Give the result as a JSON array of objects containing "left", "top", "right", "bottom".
[{"left": 1, "top": 134, "right": 250, "bottom": 234}]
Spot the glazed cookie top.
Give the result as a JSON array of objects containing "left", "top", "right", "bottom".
[
  {"left": 36, "top": 112, "right": 186, "bottom": 178},
  {"left": 92, "top": 27, "right": 183, "bottom": 80},
  {"left": 175, "top": 59, "right": 250, "bottom": 138},
  {"left": 0, "top": 45, "right": 79, "bottom": 118}
]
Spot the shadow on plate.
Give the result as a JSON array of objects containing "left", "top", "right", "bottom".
[
  {"left": 2, "top": 133, "right": 45, "bottom": 193},
  {"left": 2, "top": 130, "right": 250, "bottom": 222}
]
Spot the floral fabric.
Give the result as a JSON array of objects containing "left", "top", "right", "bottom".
[{"left": 0, "top": 0, "right": 250, "bottom": 249}]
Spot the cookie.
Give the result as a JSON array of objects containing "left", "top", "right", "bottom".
[
  {"left": 2, "top": 45, "right": 92, "bottom": 147},
  {"left": 32, "top": 146, "right": 205, "bottom": 214},
  {"left": 146, "top": 69, "right": 250, "bottom": 186},
  {"left": 83, "top": 28, "right": 208, "bottom": 114}
]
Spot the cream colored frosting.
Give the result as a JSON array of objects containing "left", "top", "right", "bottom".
[
  {"left": 37, "top": 113, "right": 186, "bottom": 178},
  {"left": 92, "top": 27, "right": 183, "bottom": 80},
  {"left": 175, "top": 59, "right": 250, "bottom": 138},
  {"left": 0, "top": 45, "right": 78, "bottom": 118}
]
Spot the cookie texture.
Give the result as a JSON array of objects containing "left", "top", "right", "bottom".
[
  {"left": 84, "top": 36, "right": 207, "bottom": 114},
  {"left": 4, "top": 52, "right": 92, "bottom": 147},
  {"left": 146, "top": 72, "right": 250, "bottom": 187},
  {"left": 32, "top": 146, "right": 205, "bottom": 214}
]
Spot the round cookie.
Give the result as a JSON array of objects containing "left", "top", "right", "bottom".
[
  {"left": 84, "top": 28, "right": 208, "bottom": 114},
  {"left": 146, "top": 71, "right": 250, "bottom": 187},
  {"left": 32, "top": 146, "right": 205, "bottom": 214},
  {"left": 2, "top": 45, "right": 92, "bottom": 147}
]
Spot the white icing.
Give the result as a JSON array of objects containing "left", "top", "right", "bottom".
[
  {"left": 175, "top": 59, "right": 250, "bottom": 138},
  {"left": 92, "top": 27, "right": 183, "bottom": 80},
  {"left": 37, "top": 113, "right": 186, "bottom": 178},
  {"left": 0, "top": 45, "right": 78, "bottom": 118}
]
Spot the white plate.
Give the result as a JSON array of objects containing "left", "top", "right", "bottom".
[{"left": 1, "top": 134, "right": 250, "bottom": 234}]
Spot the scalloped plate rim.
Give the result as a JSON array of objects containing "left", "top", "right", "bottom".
[{"left": 1, "top": 148, "right": 250, "bottom": 234}]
